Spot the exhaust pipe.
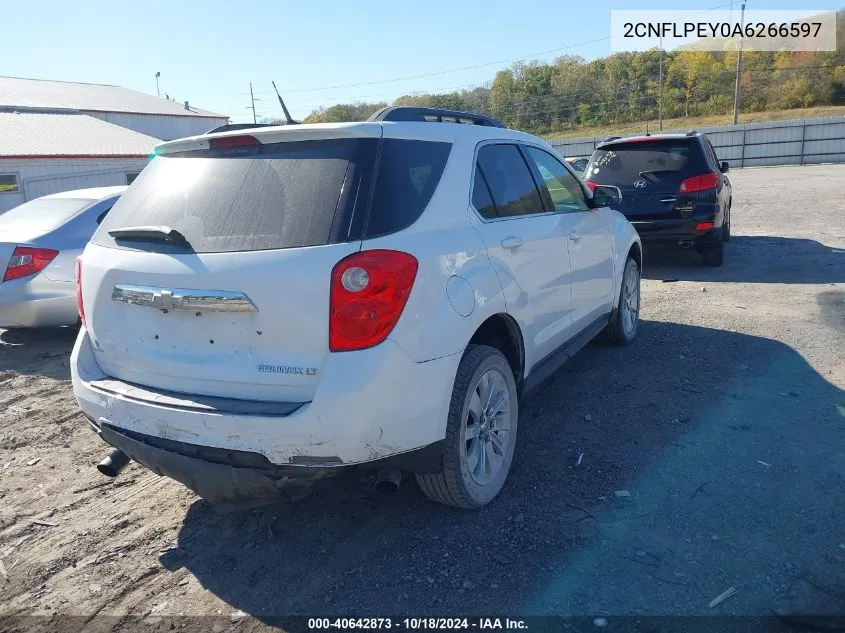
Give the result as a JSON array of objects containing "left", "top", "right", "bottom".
[
  {"left": 374, "top": 468, "right": 402, "bottom": 495},
  {"left": 678, "top": 240, "right": 695, "bottom": 249},
  {"left": 97, "top": 450, "right": 130, "bottom": 477}
]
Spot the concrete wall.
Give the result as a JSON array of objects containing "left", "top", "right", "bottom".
[
  {"left": 549, "top": 116, "right": 845, "bottom": 168},
  {"left": 0, "top": 158, "right": 149, "bottom": 213}
]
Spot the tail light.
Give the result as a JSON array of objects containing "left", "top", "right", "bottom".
[
  {"left": 75, "top": 256, "right": 86, "bottom": 328},
  {"left": 695, "top": 222, "right": 714, "bottom": 231},
  {"left": 679, "top": 172, "right": 720, "bottom": 193},
  {"left": 585, "top": 181, "right": 598, "bottom": 192},
  {"left": 3, "top": 246, "right": 58, "bottom": 282},
  {"left": 329, "top": 250, "right": 418, "bottom": 352}
]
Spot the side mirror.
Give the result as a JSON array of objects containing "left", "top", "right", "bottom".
[
  {"left": 589, "top": 184, "right": 622, "bottom": 209},
  {"left": 720, "top": 161, "right": 729, "bottom": 173}
]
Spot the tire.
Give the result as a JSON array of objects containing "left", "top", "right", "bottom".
[
  {"left": 602, "top": 256, "right": 640, "bottom": 346},
  {"left": 702, "top": 231, "right": 724, "bottom": 267},
  {"left": 416, "top": 345, "right": 518, "bottom": 509},
  {"left": 723, "top": 205, "right": 731, "bottom": 242}
]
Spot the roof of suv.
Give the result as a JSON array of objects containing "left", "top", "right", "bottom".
[
  {"left": 155, "top": 119, "right": 552, "bottom": 157},
  {"left": 596, "top": 131, "right": 704, "bottom": 149}
]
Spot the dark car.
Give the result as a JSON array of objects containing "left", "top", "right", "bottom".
[{"left": 584, "top": 132, "right": 732, "bottom": 266}]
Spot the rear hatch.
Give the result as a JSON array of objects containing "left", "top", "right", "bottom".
[
  {"left": 585, "top": 138, "right": 708, "bottom": 220},
  {"left": 82, "top": 126, "right": 452, "bottom": 404}
]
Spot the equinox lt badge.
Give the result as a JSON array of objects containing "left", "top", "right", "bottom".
[{"left": 258, "top": 364, "right": 318, "bottom": 376}]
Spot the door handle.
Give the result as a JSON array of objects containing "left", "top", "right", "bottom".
[
  {"left": 500, "top": 236, "right": 523, "bottom": 250},
  {"left": 568, "top": 231, "right": 582, "bottom": 241}
]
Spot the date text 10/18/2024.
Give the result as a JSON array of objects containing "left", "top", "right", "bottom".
[{"left": 308, "top": 618, "right": 529, "bottom": 630}]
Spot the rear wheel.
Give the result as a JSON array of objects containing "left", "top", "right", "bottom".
[
  {"left": 602, "top": 256, "right": 640, "bottom": 346},
  {"left": 702, "top": 230, "right": 725, "bottom": 267},
  {"left": 416, "top": 345, "right": 518, "bottom": 509}
]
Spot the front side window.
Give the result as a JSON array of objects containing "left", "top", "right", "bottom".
[
  {"left": 524, "top": 147, "right": 589, "bottom": 212},
  {"left": 0, "top": 174, "right": 19, "bottom": 193},
  {"left": 475, "top": 144, "right": 544, "bottom": 218}
]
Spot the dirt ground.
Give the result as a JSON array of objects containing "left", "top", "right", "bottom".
[{"left": 1, "top": 164, "right": 844, "bottom": 631}]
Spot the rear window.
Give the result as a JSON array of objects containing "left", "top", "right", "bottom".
[
  {"left": 586, "top": 140, "right": 706, "bottom": 185},
  {"left": 0, "top": 197, "right": 95, "bottom": 233},
  {"left": 94, "top": 137, "right": 451, "bottom": 253}
]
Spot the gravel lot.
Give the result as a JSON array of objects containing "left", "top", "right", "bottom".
[{"left": 1, "top": 164, "right": 844, "bottom": 630}]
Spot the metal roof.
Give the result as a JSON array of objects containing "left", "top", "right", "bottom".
[
  {"left": 0, "top": 112, "right": 160, "bottom": 158},
  {"left": 0, "top": 76, "right": 227, "bottom": 119}
]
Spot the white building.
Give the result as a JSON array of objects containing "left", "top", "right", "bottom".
[
  {"left": 0, "top": 76, "right": 229, "bottom": 212},
  {"left": 0, "top": 76, "right": 229, "bottom": 141}
]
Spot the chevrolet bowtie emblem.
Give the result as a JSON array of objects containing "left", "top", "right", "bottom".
[{"left": 151, "top": 290, "right": 176, "bottom": 311}]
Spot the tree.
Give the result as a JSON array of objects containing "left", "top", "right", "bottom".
[{"left": 299, "top": 12, "right": 844, "bottom": 135}]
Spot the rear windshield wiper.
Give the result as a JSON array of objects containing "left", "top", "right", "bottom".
[{"left": 108, "top": 225, "right": 191, "bottom": 247}]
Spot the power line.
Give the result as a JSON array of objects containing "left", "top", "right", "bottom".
[{"left": 188, "top": 2, "right": 738, "bottom": 99}]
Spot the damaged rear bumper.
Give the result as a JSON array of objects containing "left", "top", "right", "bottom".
[{"left": 97, "top": 423, "right": 333, "bottom": 510}]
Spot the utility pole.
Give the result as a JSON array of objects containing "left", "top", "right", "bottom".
[
  {"left": 658, "top": 34, "right": 664, "bottom": 131},
  {"left": 732, "top": 2, "right": 746, "bottom": 125},
  {"left": 249, "top": 82, "right": 257, "bottom": 124},
  {"left": 155, "top": 72, "right": 161, "bottom": 97}
]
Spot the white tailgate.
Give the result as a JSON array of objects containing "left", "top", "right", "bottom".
[{"left": 82, "top": 241, "right": 360, "bottom": 402}]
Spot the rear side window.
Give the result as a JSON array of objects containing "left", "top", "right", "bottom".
[
  {"left": 475, "top": 144, "right": 544, "bottom": 218},
  {"left": 364, "top": 139, "right": 451, "bottom": 238},
  {"left": 586, "top": 140, "right": 706, "bottom": 185},
  {"left": 471, "top": 169, "right": 496, "bottom": 220}
]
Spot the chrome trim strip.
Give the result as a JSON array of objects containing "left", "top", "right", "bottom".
[{"left": 112, "top": 285, "right": 258, "bottom": 313}]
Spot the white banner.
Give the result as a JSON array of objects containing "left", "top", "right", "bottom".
[{"left": 610, "top": 9, "right": 837, "bottom": 52}]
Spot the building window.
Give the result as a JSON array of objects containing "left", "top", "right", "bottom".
[
  {"left": 125, "top": 172, "right": 142, "bottom": 185},
  {"left": 0, "top": 174, "right": 19, "bottom": 193}
]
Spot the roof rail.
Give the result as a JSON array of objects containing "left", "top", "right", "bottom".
[{"left": 367, "top": 106, "right": 505, "bottom": 128}]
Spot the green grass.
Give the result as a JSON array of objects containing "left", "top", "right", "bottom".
[{"left": 542, "top": 105, "right": 845, "bottom": 141}]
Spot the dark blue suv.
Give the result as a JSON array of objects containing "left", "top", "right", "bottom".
[{"left": 584, "top": 132, "right": 732, "bottom": 266}]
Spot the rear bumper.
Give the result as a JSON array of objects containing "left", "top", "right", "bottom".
[
  {"left": 72, "top": 327, "right": 460, "bottom": 495},
  {"left": 91, "top": 422, "right": 445, "bottom": 509},
  {"left": 625, "top": 202, "right": 723, "bottom": 246},
  {"left": 630, "top": 213, "right": 722, "bottom": 245},
  {"left": 0, "top": 278, "right": 77, "bottom": 328}
]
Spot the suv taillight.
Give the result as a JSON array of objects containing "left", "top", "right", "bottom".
[
  {"left": 679, "top": 172, "right": 720, "bottom": 193},
  {"left": 329, "top": 250, "right": 418, "bottom": 352},
  {"left": 75, "top": 256, "right": 86, "bottom": 328},
  {"left": 3, "top": 246, "right": 58, "bottom": 282}
]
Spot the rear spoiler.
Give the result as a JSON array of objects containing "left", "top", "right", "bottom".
[{"left": 205, "top": 123, "right": 270, "bottom": 134}]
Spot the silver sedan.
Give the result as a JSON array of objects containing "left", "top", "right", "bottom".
[{"left": 0, "top": 186, "right": 126, "bottom": 328}]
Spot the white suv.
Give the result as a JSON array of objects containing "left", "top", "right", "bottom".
[{"left": 71, "top": 107, "right": 641, "bottom": 510}]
